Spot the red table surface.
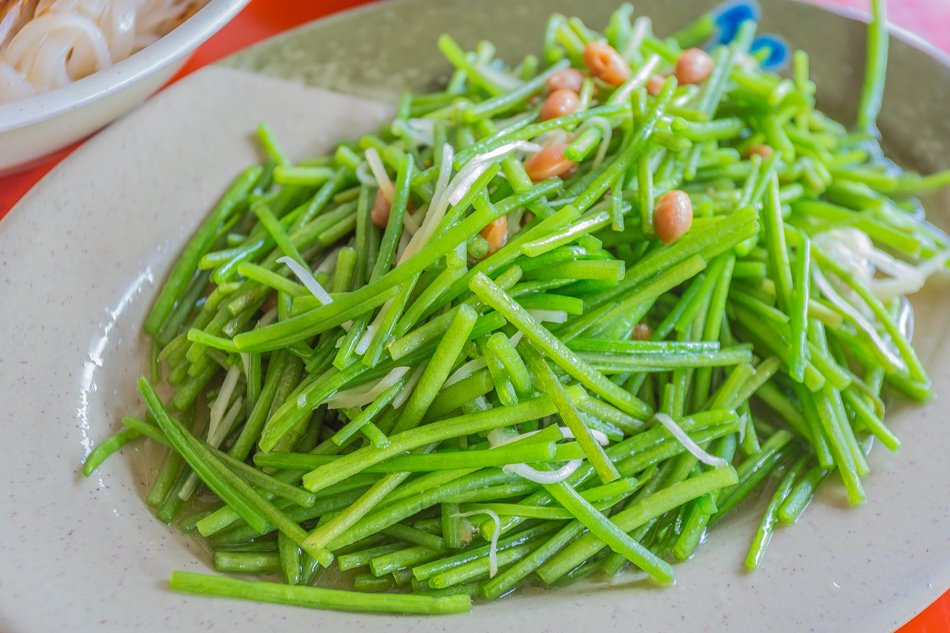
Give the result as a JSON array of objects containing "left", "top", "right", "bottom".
[{"left": 0, "top": 1, "right": 947, "bottom": 630}]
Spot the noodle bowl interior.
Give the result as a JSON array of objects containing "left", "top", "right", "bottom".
[{"left": 0, "top": 0, "right": 205, "bottom": 104}]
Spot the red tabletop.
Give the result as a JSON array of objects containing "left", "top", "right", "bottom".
[{"left": 0, "top": 1, "right": 946, "bottom": 630}]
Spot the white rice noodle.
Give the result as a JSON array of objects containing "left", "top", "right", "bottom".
[
  {"left": 444, "top": 357, "right": 487, "bottom": 388},
  {"left": 327, "top": 366, "right": 410, "bottom": 409},
  {"left": 811, "top": 265, "right": 905, "bottom": 369},
  {"left": 364, "top": 147, "right": 394, "bottom": 202},
  {"left": 452, "top": 510, "right": 502, "bottom": 577},
  {"left": 527, "top": 309, "right": 568, "bottom": 324},
  {"left": 0, "top": 1, "right": 35, "bottom": 50},
  {"left": 0, "top": 60, "right": 34, "bottom": 100},
  {"left": 276, "top": 256, "right": 333, "bottom": 306},
  {"left": 95, "top": 0, "right": 139, "bottom": 61},
  {"left": 135, "top": 0, "right": 199, "bottom": 38},
  {"left": 504, "top": 460, "right": 583, "bottom": 483},
  {"left": 132, "top": 30, "right": 159, "bottom": 49},
  {"left": 392, "top": 364, "right": 425, "bottom": 408},
  {"left": 399, "top": 144, "right": 455, "bottom": 263},
  {"left": 653, "top": 413, "right": 729, "bottom": 468},
  {"left": 5, "top": 13, "right": 110, "bottom": 93}
]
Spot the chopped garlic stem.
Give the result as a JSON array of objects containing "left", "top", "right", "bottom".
[
  {"left": 452, "top": 510, "right": 502, "bottom": 577},
  {"left": 504, "top": 460, "right": 583, "bottom": 483},
  {"left": 277, "top": 256, "right": 333, "bottom": 305},
  {"left": 364, "top": 147, "right": 394, "bottom": 202},
  {"left": 653, "top": 413, "right": 729, "bottom": 467}
]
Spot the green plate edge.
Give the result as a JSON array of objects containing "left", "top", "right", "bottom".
[{"left": 219, "top": 0, "right": 949, "bottom": 174}]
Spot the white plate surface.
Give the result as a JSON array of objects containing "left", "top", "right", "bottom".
[{"left": 0, "top": 56, "right": 948, "bottom": 633}]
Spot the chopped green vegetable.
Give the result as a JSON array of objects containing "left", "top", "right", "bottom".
[{"left": 84, "top": 1, "right": 949, "bottom": 614}]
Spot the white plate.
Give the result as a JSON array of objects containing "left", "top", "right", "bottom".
[{"left": 1, "top": 1, "right": 949, "bottom": 631}]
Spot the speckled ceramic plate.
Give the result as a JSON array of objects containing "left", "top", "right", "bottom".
[{"left": 1, "top": 1, "right": 948, "bottom": 632}]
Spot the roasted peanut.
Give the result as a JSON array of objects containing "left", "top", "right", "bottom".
[
  {"left": 546, "top": 67, "right": 584, "bottom": 93},
  {"left": 540, "top": 88, "right": 580, "bottom": 121},
  {"left": 748, "top": 144, "right": 774, "bottom": 160},
  {"left": 583, "top": 41, "right": 631, "bottom": 86},
  {"left": 646, "top": 74, "right": 666, "bottom": 96},
  {"left": 480, "top": 216, "right": 508, "bottom": 255},
  {"left": 632, "top": 322, "right": 653, "bottom": 340},
  {"left": 524, "top": 144, "right": 577, "bottom": 181},
  {"left": 371, "top": 190, "right": 391, "bottom": 229},
  {"left": 675, "top": 48, "right": 714, "bottom": 85},
  {"left": 654, "top": 189, "right": 693, "bottom": 244}
]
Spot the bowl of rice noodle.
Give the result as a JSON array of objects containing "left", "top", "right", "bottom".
[{"left": 0, "top": 0, "right": 248, "bottom": 175}]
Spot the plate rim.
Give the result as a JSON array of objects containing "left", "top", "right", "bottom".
[{"left": 1, "top": 1, "right": 949, "bottom": 631}]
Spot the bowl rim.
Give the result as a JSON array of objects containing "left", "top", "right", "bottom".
[{"left": 0, "top": 0, "right": 250, "bottom": 133}]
